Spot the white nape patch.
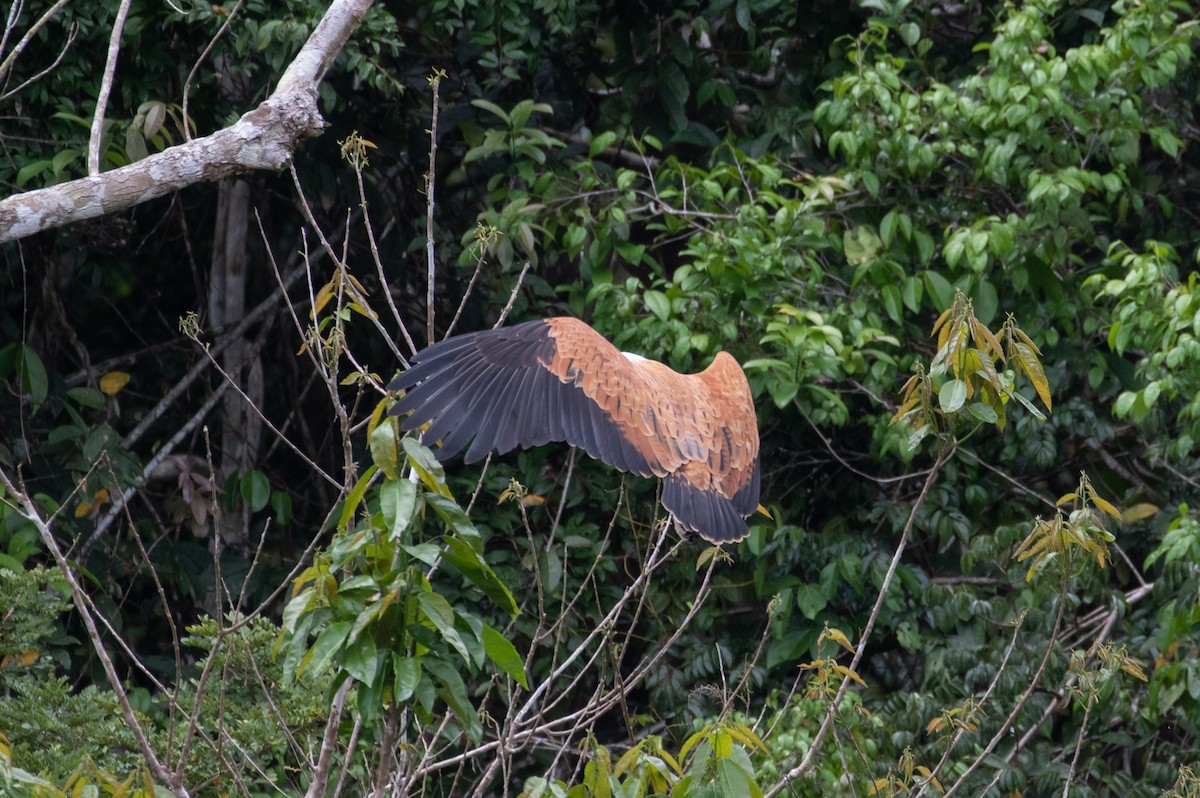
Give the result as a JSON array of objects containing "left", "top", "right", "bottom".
[{"left": 621, "top": 351, "right": 647, "bottom": 363}]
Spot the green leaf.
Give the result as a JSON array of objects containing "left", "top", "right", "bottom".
[
  {"left": 423, "top": 657, "right": 482, "bottom": 741},
  {"left": 241, "top": 469, "right": 270, "bottom": 512},
  {"left": 338, "top": 465, "right": 378, "bottom": 532},
  {"left": 967, "top": 402, "right": 998, "bottom": 424},
  {"left": 304, "top": 620, "right": 352, "bottom": 676},
  {"left": 1010, "top": 388, "right": 1048, "bottom": 421},
  {"left": 589, "top": 130, "right": 617, "bottom": 157},
  {"left": 341, "top": 634, "right": 381, "bottom": 686},
  {"left": 17, "top": 345, "right": 47, "bottom": 407},
  {"left": 482, "top": 623, "right": 528, "bottom": 688},
  {"left": 67, "top": 387, "right": 106, "bottom": 409},
  {"left": 924, "top": 271, "right": 955, "bottom": 310},
  {"left": 470, "top": 98, "right": 510, "bottom": 123},
  {"left": 441, "top": 534, "right": 520, "bottom": 617},
  {"left": 795, "top": 584, "right": 827, "bottom": 620},
  {"left": 644, "top": 289, "right": 670, "bottom": 322},
  {"left": 416, "top": 592, "right": 472, "bottom": 664},
  {"left": 16, "top": 160, "right": 53, "bottom": 187},
  {"left": 393, "top": 654, "right": 421, "bottom": 702},
  {"left": 403, "top": 437, "right": 446, "bottom": 488},
  {"left": 1114, "top": 391, "right": 1136, "bottom": 418},
  {"left": 939, "top": 379, "right": 968, "bottom": 413},
  {"left": 370, "top": 421, "right": 400, "bottom": 479},
  {"left": 380, "top": 478, "right": 418, "bottom": 541},
  {"left": 426, "top": 493, "right": 481, "bottom": 542},
  {"left": 881, "top": 284, "right": 902, "bottom": 323},
  {"left": 901, "top": 275, "right": 923, "bottom": 313}
]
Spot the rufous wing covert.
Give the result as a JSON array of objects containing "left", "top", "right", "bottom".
[{"left": 387, "top": 317, "right": 761, "bottom": 543}]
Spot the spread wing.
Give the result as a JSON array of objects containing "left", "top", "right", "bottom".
[{"left": 387, "top": 317, "right": 760, "bottom": 543}]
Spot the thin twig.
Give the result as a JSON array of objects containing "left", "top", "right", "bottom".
[
  {"left": 88, "top": 0, "right": 134, "bottom": 175},
  {"left": 425, "top": 72, "right": 441, "bottom": 345},
  {"left": 767, "top": 445, "right": 953, "bottom": 798},
  {"left": 180, "top": 0, "right": 246, "bottom": 141},
  {"left": 0, "top": 19, "right": 76, "bottom": 101},
  {"left": 494, "top": 262, "right": 531, "bottom": 328},
  {"left": 913, "top": 611, "right": 1027, "bottom": 798},
  {"left": 0, "top": 0, "right": 69, "bottom": 85},
  {"left": 1062, "top": 699, "right": 1093, "bottom": 798},
  {"left": 940, "top": 573, "right": 1072, "bottom": 798},
  {"left": 0, "top": 468, "right": 191, "bottom": 798}
]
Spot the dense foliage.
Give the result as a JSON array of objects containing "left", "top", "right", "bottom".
[{"left": 2, "top": 0, "right": 1200, "bottom": 795}]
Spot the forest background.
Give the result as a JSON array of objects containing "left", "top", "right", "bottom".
[{"left": 1, "top": 0, "right": 1199, "bottom": 795}]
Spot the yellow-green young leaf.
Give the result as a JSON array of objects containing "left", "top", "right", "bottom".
[
  {"left": 1090, "top": 495, "right": 1123, "bottom": 521},
  {"left": 930, "top": 305, "right": 954, "bottom": 337},
  {"left": 1014, "top": 342, "right": 1052, "bottom": 410},
  {"left": 366, "top": 398, "right": 389, "bottom": 442},
  {"left": 313, "top": 281, "right": 336, "bottom": 317},
  {"left": 831, "top": 663, "right": 867, "bottom": 686},
  {"left": 731, "top": 721, "right": 770, "bottom": 754},
  {"left": 889, "top": 390, "right": 921, "bottom": 426},
  {"left": 338, "top": 465, "right": 378, "bottom": 532},
  {"left": 658, "top": 747, "right": 684, "bottom": 776},
  {"left": 678, "top": 727, "right": 709, "bottom": 765},
  {"left": 99, "top": 370, "right": 131, "bottom": 396},
  {"left": 1123, "top": 502, "right": 1160, "bottom": 522},
  {"left": 970, "top": 318, "right": 1005, "bottom": 362},
  {"left": 820, "top": 626, "right": 857, "bottom": 655},
  {"left": 1014, "top": 326, "right": 1043, "bottom": 355},
  {"left": 613, "top": 742, "right": 644, "bottom": 777},
  {"left": 1120, "top": 659, "right": 1149, "bottom": 682},
  {"left": 915, "top": 766, "right": 943, "bottom": 792},
  {"left": 347, "top": 301, "right": 378, "bottom": 319},
  {"left": 712, "top": 729, "right": 734, "bottom": 759},
  {"left": 1056, "top": 492, "right": 1079, "bottom": 507}
]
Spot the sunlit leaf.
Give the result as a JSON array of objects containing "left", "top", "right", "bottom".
[{"left": 99, "top": 371, "right": 131, "bottom": 396}]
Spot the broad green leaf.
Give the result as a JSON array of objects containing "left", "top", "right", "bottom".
[
  {"left": 644, "top": 289, "right": 671, "bottom": 322},
  {"left": 67, "top": 387, "right": 106, "bottom": 409},
  {"left": 426, "top": 493, "right": 481, "bottom": 542},
  {"left": 370, "top": 421, "right": 400, "bottom": 479},
  {"left": 403, "top": 437, "right": 446, "bottom": 490},
  {"left": 303, "top": 620, "right": 352, "bottom": 676},
  {"left": 380, "top": 478, "right": 418, "bottom": 541},
  {"left": 967, "top": 402, "right": 998, "bottom": 424},
  {"left": 924, "top": 271, "right": 955, "bottom": 310},
  {"left": 341, "top": 634, "right": 381, "bottom": 686},
  {"left": 441, "top": 534, "right": 519, "bottom": 617},
  {"left": 482, "top": 623, "right": 528, "bottom": 688},
  {"left": 423, "top": 657, "right": 482, "bottom": 741},
  {"left": 241, "top": 469, "right": 270, "bottom": 512},
  {"left": 881, "top": 284, "right": 902, "bottom": 323},
  {"left": 939, "top": 379, "right": 968, "bottom": 413},
  {"left": 416, "top": 591, "right": 471, "bottom": 664},
  {"left": 338, "top": 465, "right": 378, "bottom": 532},
  {"left": 392, "top": 654, "right": 421, "bottom": 702},
  {"left": 17, "top": 346, "right": 47, "bottom": 407}
]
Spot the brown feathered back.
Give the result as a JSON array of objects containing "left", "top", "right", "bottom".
[{"left": 387, "top": 317, "right": 760, "bottom": 543}]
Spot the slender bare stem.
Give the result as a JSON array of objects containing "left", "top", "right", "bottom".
[
  {"left": 425, "top": 72, "right": 441, "bottom": 344},
  {"left": 767, "top": 446, "right": 953, "bottom": 798},
  {"left": 88, "top": 0, "right": 133, "bottom": 175}
]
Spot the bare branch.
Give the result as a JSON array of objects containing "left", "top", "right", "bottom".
[
  {"left": 0, "top": 0, "right": 376, "bottom": 243},
  {"left": 87, "top": 0, "right": 133, "bottom": 175},
  {"left": 0, "top": 0, "right": 70, "bottom": 87}
]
